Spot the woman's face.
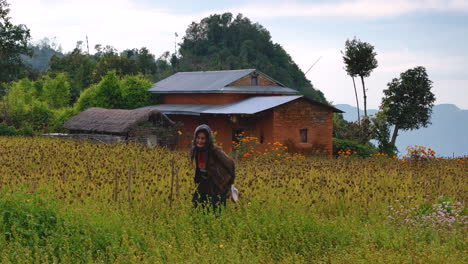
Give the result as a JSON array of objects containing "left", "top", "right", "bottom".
[{"left": 195, "top": 131, "right": 207, "bottom": 148}]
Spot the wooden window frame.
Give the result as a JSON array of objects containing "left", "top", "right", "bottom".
[
  {"left": 251, "top": 73, "right": 259, "bottom": 86},
  {"left": 299, "top": 128, "right": 308, "bottom": 143}
]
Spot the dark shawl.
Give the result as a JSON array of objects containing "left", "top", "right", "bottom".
[{"left": 191, "top": 124, "right": 235, "bottom": 195}]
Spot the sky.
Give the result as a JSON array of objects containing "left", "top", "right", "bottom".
[{"left": 8, "top": 0, "right": 468, "bottom": 109}]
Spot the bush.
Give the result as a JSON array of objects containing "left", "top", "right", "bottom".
[
  {"left": 332, "top": 138, "right": 377, "bottom": 157},
  {"left": 0, "top": 123, "right": 34, "bottom": 136},
  {"left": 75, "top": 83, "right": 99, "bottom": 111},
  {"left": 121, "top": 75, "right": 151, "bottom": 109},
  {"left": 41, "top": 73, "right": 71, "bottom": 109},
  {"left": 75, "top": 71, "right": 152, "bottom": 111},
  {"left": 51, "top": 107, "right": 79, "bottom": 132},
  {"left": 3, "top": 79, "right": 54, "bottom": 132},
  {"left": 402, "top": 145, "right": 436, "bottom": 162},
  {"left": 28, "top": 100, "right": 54, "bottom": 132},
  {"left": 0, "top": 123, "right": 19, "bottom": 136}
]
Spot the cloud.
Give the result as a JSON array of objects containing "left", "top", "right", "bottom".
[
  {"left": 7, "top": 0, "right": 468, "bottom": 109},
  {"left": 376, "top": 50, "right": 467, "bottom": 76},
  {"left": 228, "top": 0, "right": 468, "bottom": 19},
  {"left": 9, "top": 0, "right": 204, "bottom": 54},
  {"left": 284, "top": 44, "right": 468, "bottom": 109}
]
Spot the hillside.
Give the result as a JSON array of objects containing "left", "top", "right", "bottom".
[{"left": 335, "top": 104, "right": 468, "bottom": 157}]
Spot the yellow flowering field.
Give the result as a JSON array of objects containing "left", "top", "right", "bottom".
[{"left": 0, "top": 137, "right": 466, "bottom": 263}]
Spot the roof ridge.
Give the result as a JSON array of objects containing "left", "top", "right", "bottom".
[{"left": 175, "top": 69, "right": 255, "bottom": 74}]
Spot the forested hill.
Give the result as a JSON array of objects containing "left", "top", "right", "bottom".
[
  {"left": 23, "top": 42, "right": 63, "bottom": 71},
  {"left": 176, "top": 13, "right": 326, "bottom": 103}
]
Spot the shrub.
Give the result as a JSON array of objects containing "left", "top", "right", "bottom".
[
  {"left": 0, "top": 123, "right": 19, "bottom": 136},
  {"left": 332, "top": 138, "right": 377, "bottom": 157},
  {"left": 402, "top": 145, "right": 436, "bottom": 162},
  {"left": 75, "top": 72, "right": 152, "bottom": 111},
  {"left": 51, "top": 107, "right": 79, "bottom": 132},
  {"left": 0, "top": 123, "right": 34, "bottom": 136},
  {"left": 41, "top": 73, "right": 71, "bottom": 109},
  {"left": 120, "top": 75, "right": 151, "bottom": 109}
]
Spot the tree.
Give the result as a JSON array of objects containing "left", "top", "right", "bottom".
[
  {"left": 49, "top": 45, "right": 95, "bottom": 102},
  {"left": 382, "top": 66, "right": 435, "bottom": 145},
  {"left": 342, "top": 42, "right": 361, "bottom": 125},
  {"left": 94, "top": 45, "right": 140, "bottom": 81},
  {"left": 370, "top": 111, "right": 396, "bottom": 155},
  {"left": 92, "top": 71, "right": 123, "bottom": 109},
  {"left": 0, "top": 0, "right": 32, "bottom": 89},
  {"left": 121, "top": 75, "right": 151, "bottom": 109},
  {"left": 129, "top": 47, "right": 157, "bottom": 75},
  {"left": 342, "top": 37, "right": 378, "bottom": 117},
  {"left": 178, "top": 13, "right": 327, "bottom": 103},
  {"left": 41, "top": 73, "right": 71, "bottom": 109},
  {"left": 3, "top": 78, "right": 53, "bottom": 131},
  {"left": 23, "top": 37, "right": 63, "bottom": 71},
  {"left": 75, "top": 72, "right": 151, "bottom": 111}
]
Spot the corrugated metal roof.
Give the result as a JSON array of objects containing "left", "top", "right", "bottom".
[
  {"left": 207, "top": 96, "right": 303, "bottom": 114},
  {"left": 141, "top": 96, "right": 303, "bottom": 115},
  {"left": 219, "top": 86, "right": 299, "bottom": 94},
  {"left": 140, "top": 104, "right": 213, "bottom": 116},
  {"left": 149, "top": 69, "right": 302, "bottom": 95},
  {"left": 150, "top": 69, "right": 256, "bottom": 93},
  {"left": 151, "top": 85, "right": 299, "bottom": 95},
  {"left": 142, "top": 95, "right": 343, "bottom": 115}
]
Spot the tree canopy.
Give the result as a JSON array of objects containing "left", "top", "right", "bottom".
[
  {"left": 342, "top": 37, "right": 378, "bottom": 117},
  {"left": 0, "top": 0, "right": 32, "bottom": 89},
  {"left": 178, "top": 13, "right": 326, "bottom": 103},
  {"left": 382, "top": 66, "right": 435, "bottom": 145}
]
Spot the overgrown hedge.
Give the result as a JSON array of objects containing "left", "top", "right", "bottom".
[
  {"left": 0, "top": 123, "right": 34, "bottom": 136},
  {"left": 332, "top": 138, "right": 377, "bottom": 157}
]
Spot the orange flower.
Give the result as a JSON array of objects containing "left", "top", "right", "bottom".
[{"left": 242, "top": 153, "right": 251, "bottom": 158}]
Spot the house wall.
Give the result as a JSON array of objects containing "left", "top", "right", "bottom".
[
  {"left": 128, "top": 126, "right": 178, "bottom": 149},
  {"left": 169, "top": 112, "right": 275, "bottom": 153},
  {"left": 168, "top": 99, "right": 334, "bottom": 156},
  {"left": 161, "top": 94, "right": 250, "bottom": 105},
  {"left": 229, "top": 73, "right": 277, "bottom": 86},
  {"left": 51, "top": 133, "right": 126, "bottom": 144},
  {"left": 273, "top": 99, "right": 333, "bottom": 156},
  {"left": 167, "top": 115, "right": 200, "bottom": 149}
]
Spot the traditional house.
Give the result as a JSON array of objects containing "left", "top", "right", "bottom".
[
  {"left": 144, "top": 69, "right": 343, "bottom": 155},
  {"left": 63, "top": 107, "right": 178, "bottom": 147}
]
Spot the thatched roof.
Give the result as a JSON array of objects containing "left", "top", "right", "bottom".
[{"left": 63, "top": 107, "right": 175, "bottom": 134}]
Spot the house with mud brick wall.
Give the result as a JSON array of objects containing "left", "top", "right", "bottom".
[{"left": 143, "top": 69, "right": 343, "bottom": 156}]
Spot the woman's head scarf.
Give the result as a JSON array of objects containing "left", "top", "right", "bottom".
[{"left": 190, "top": 124, "right": 213, "bottom": 161}]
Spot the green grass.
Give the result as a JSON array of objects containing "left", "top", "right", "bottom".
[
  {"left": 0, "top": 188, "right": 465, "bottom": 263},
  {"left": 0, "top": 137, "right": 466, "bottom": 263}
]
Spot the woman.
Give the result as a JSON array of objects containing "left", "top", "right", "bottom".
[{"left": 190, "top": 124, "right": 235, "bottom": 213}]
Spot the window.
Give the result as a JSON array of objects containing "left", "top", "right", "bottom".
[
  {"left": 251, "top": 75, "right": 258, "bottom": 86},
  {"left": 299, "top": 128, "right": 308, "bottom": 143}
]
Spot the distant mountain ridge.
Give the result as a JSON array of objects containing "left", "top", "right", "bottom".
[{"left": 334, "top": 104, "right": 468, "bottom": 157}]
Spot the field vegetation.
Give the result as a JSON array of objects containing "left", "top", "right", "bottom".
[{"left": 0, "top": 137, "right": 466, "bottom": 263}]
